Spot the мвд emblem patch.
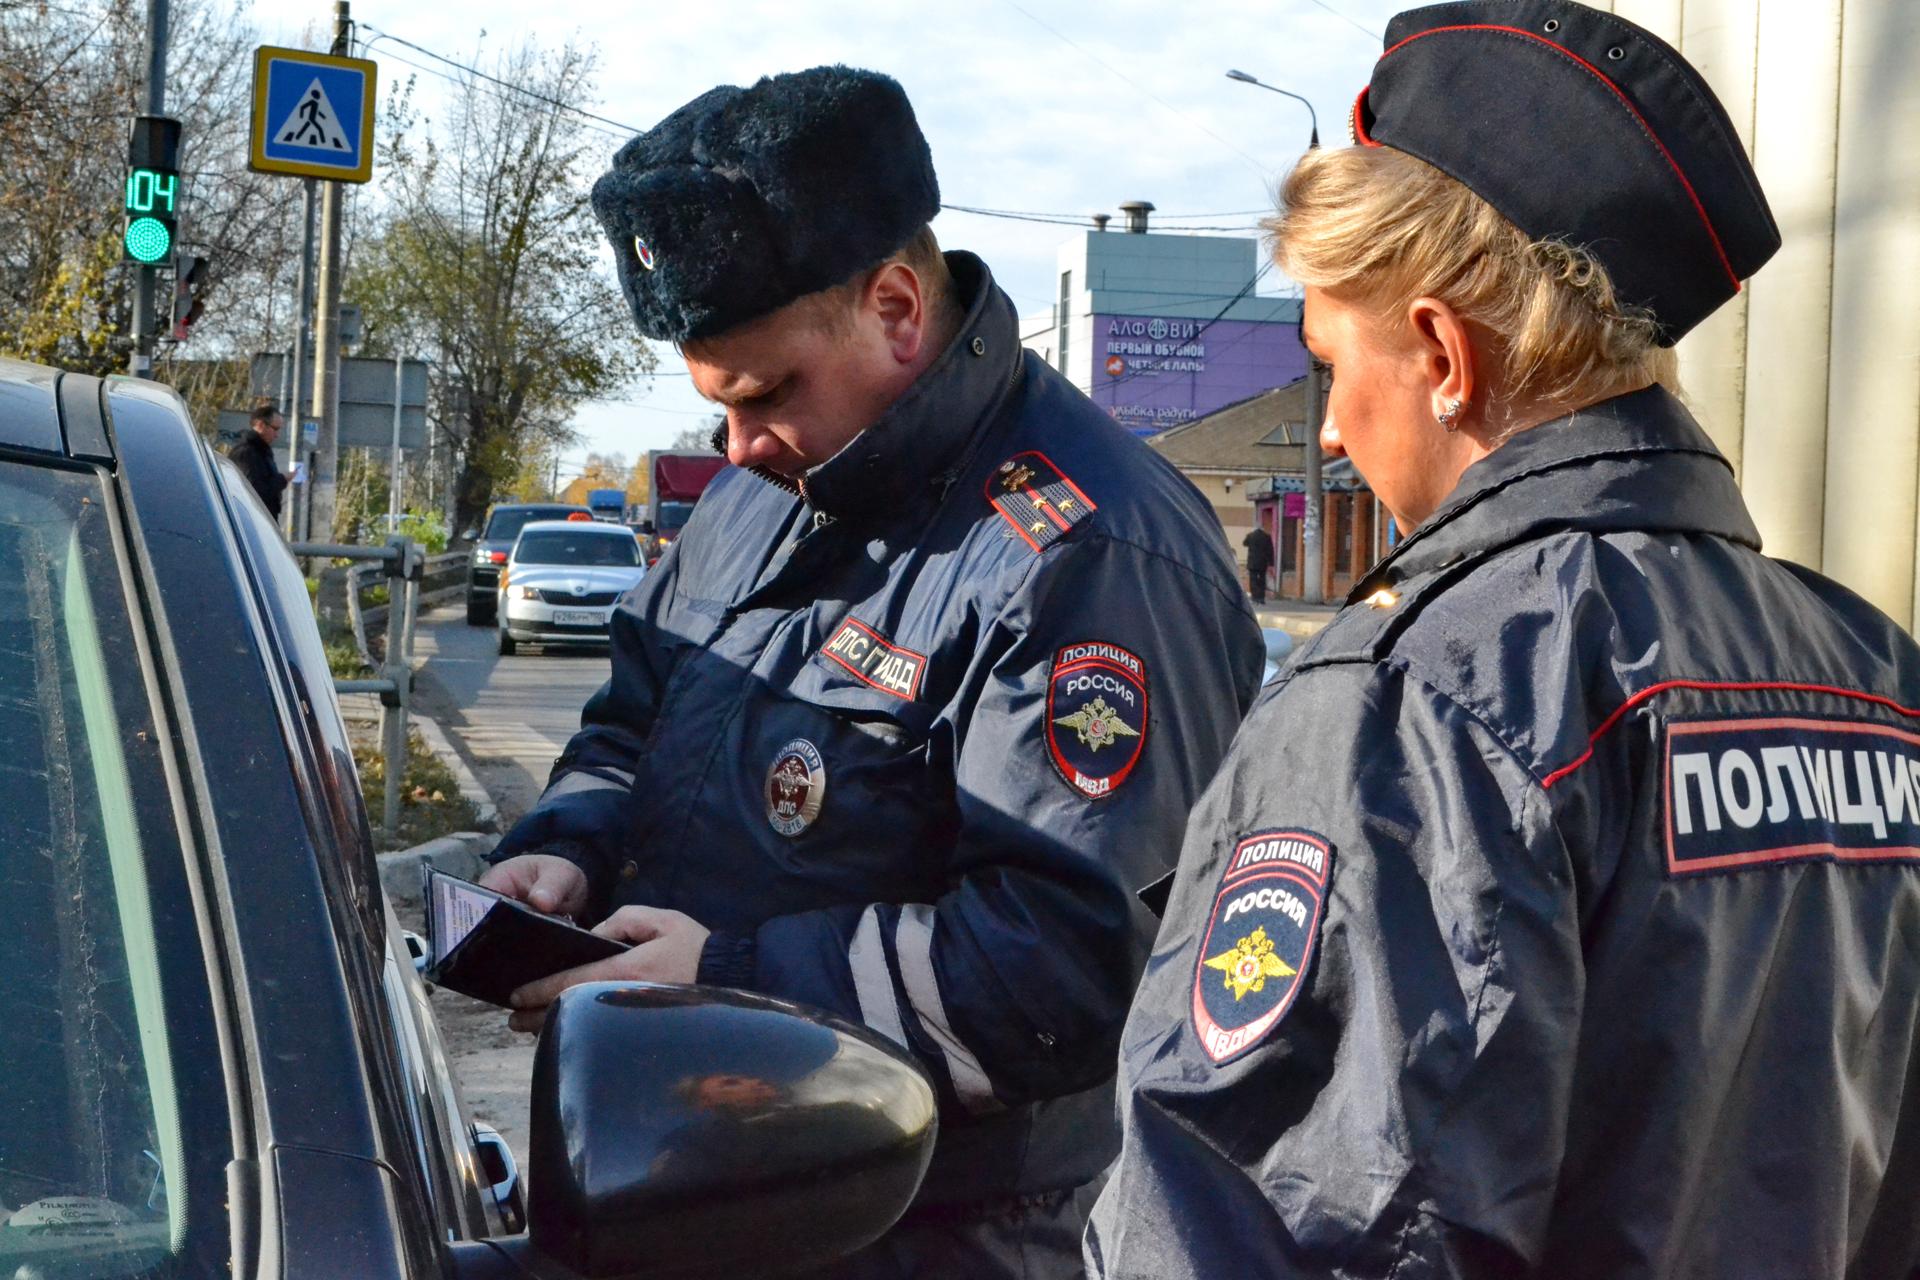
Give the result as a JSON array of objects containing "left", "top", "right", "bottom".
[
  {"left": 1046, "top": 642, "right": 1147, "bottom": 800},
  {"left": 1191, "top": 829, "right": 1331, "bottom": 1065},
  {"left": 765, "top": 738, "right": 826, "bottom": 837}
]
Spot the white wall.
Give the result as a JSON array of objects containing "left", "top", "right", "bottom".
[{"left": 1605, "top": 0, "right": 1920, "bottom": 630}]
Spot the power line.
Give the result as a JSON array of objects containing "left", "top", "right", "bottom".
[
  {"left": 943, "top": 204, "right": 1265, "bottom": 233},
  {"left": 357, "top": 23, "right": 645, "bottom": 138},
  {"left": 1301, "top": 0, "right": 1385, "bottom": 44},
  {"left": 353, "top": 26, "right": 1278, "bottom": 228},
  {"left": 995, "top": 0, "right": 1270, "bottom": 181},
  {"left": 368, "top": 44, "right": 632, "bottom": 146},
  {"left": 940, "top": 203, "right": 1271, "bottom": 221}
]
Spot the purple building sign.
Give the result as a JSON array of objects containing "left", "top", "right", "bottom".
[{"left": 1089, "top": 313, "right": 1308, "bottom": 436}]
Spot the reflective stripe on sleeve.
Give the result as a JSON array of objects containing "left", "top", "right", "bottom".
[
  {"left": 894, "top": 904, "right": 1001, "bottom": 1114},
  {"left": 848, "top": 905, "right": 909, "bottom": 1050},
  {"left": 545, "top": 767, "right": 635, "bottom": 799}
]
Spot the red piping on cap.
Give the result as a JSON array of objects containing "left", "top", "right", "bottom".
[
  {"left": 1351, "top": 86, "right": 1380, "bottom": 147},
  {"left": 1373, "top": 23, "right": 1741, "bottom": 293},
  {"left": 1539, "top": 680, "right": 1920, "bottom": 790}
]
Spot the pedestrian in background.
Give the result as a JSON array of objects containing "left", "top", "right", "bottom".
[
  {"left": 1091, "top": 1, "right": 1920, "bottom": 1275},
  {"left": 479, "top": 65, "right": 1264, "bottom": 1278},
  {"left": 227, "top": 397, "right": 288, "bottom": 520},
  {"left": 1242, "top": 522, "right": 1274, "bottom": 603}
]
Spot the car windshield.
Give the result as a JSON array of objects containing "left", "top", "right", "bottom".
[
  {"left": 515, "top": 530, "right": 640, "bottom": 567},
  {"left": 658, "top": 502, "right": 696, "bottom": 534},
  {"left": 0, "top": 460, "right": 224, "bottom": 1277},
  {"left": 483, "top": 507, "right": 580, "bottom": 542}
]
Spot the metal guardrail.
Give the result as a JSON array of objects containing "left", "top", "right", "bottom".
[
  {"left": 349, "top": 550, "right": 464, "bottom": 659},
  {"left": 294, "top": 535, "right": 424, "bottom": 845}
]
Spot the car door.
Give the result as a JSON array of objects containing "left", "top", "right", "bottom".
[
  {"left": 0, "top": 418, "right": 240, "bottom": 1278},
  {"left": 209, "top": 454, "right": 505, "bottom": 1245}
]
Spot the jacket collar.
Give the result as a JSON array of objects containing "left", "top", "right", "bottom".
[
  {"left": 800, "top": 251, "right": 1020, "bottom": 524},
  {"left": 1351, "top": 384, "right": 1761, "bottom": 603}
]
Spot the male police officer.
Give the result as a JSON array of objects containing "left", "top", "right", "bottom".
[{"left": 480, "top": 66, "right": 1265, "bottom": 1277}]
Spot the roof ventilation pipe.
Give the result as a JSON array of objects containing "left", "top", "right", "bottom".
[{"left": 1117, "top": 201, "right": 1154, "bottom": 233}]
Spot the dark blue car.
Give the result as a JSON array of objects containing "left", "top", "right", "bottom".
[{"left": 0, "top": 358, "right": 934, "bottom": 1280}]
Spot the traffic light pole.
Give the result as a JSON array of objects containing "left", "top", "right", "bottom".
[
  {"left": 129, "top": 0, "right": 169, "bottom": 378},
  {"left": 308, "top": 0, "right": 351, "bottom": 541}
]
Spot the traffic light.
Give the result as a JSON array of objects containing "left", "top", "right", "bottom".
[
  {"left": 170, "top": 254, "right": 208, "bottom": 341},
  {"left": 124, "top": 116, "right": 182, "bottom": 265}
]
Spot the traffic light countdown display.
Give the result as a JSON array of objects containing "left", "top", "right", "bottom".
[
  {"left": 125, "top": 116, "right": 183, "bottom": 264},
  {"left": 124, "top": 169, "right": 178, "bottom": 262}
]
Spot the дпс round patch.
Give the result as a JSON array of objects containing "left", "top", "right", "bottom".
[
  {"left": 1046, "top": 642, "right": 1148, "bottom": 800},
  {"left": 1191, "top": 829, "right": 1331, "bottom": 1065},
  {"left": 765, "top": 738, "right": 826, "bottom": 837}
]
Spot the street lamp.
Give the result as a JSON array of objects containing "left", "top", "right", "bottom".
[
  {"left": 1227, "top": 68, "right": 1326, "bottom": 603},
  {"left": 1225, "top": 70, "right": 1319, "bottom": 149}
]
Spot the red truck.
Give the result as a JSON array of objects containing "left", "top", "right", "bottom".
[{"left": 644, "top": 449, "right": 730, "bottom": 564}]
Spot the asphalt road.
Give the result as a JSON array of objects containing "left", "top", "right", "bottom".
[
  {"left": 409, "top": 602, "right": 613, "bottom": 1166},
  {"left": 411, "top": 602, "right": 612, "bottom": 829}
]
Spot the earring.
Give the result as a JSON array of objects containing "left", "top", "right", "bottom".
[{"left": 1437, "top": 398, "right": 1464, "bottom": 433}]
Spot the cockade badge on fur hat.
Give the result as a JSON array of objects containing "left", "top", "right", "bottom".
[
  {"left": 1352, "top": 0, "right": 1780, "bottom": 344},
  {"left": 591, "top": 66, "right": 940, "bottom": 343}
]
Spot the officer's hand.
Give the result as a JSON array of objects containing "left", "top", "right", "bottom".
[
  {"left": 506, "top": 906, "right": 711, "bottom": 1034},
  {"left": 478, "top": 854, "right": 589, "bottom": 919}
]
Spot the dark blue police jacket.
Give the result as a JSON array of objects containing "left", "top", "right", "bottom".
[
  {"left": 1089, "top": 386, "right": 1920, "bottom": 1277},
  {"left": 496, "top": 253, "right": 1266, "bottom": 1208}
]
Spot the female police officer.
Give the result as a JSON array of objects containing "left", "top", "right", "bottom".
[{"left": 1089, "top": 2, "right": 1920, "bottom": 1275}]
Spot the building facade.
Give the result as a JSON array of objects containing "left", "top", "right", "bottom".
[
  {"left": 1020, "top": 208, "right": 1306, "bottom": 437},
  {"left": 1589, "top": 0, "right": 1920, "bottom": 633}
]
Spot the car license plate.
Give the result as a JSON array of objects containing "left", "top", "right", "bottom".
[{"left": 552, "top": 609, "right": 601, "bottom": 626}]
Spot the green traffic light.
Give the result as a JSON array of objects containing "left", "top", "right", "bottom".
[{"left": 125, "top": 216, "right": 172, "bottom": 264}]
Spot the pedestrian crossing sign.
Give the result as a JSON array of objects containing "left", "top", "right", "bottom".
[{"left": 249, "top": 45, "right": 377, "bottom": 183}]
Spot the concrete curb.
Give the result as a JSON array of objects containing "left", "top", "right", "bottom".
[
  {"left": 415, "top": 714, "right": 500, "bottom": 832},
  {"left": 378, "top": 831, "right": 496, "bottom": 908}
]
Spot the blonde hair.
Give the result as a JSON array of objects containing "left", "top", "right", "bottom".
[{"left": 1269, "top": 146, "right": 1678, "bottom": 416}]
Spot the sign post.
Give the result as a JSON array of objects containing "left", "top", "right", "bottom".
[{"left": 249, "top": 24, "right": 377, "bottom": 542}]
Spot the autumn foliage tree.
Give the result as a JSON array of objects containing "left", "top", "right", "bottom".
[
  {"left": 348, "top": 40, "right": 645, "bottom": 535},
  {"left": 1, "top": 0, "right": 312, "bottom": 387}
]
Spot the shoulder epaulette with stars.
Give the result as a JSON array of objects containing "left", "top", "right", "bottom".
[{"left": 986, "top": 451, "right": 1097, "bottom": 552}]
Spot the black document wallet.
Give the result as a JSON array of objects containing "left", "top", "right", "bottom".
[{"left": 422, "top": 866, "right": 628, "bottom": 1007}]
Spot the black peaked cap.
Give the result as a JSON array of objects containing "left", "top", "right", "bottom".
[
  {"left": 1354, "top": 0, "right": 1780, "bottom": 344},
  {"left": 591, "top": 66, "right": 940, "bottom": 344}
]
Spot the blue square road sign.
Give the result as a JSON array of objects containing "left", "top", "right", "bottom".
[{"left": 249, "top": 46, "right": 377, "bottom": 183}]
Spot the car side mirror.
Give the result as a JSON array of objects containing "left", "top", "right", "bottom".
[
  {"left": 460, "top": 528, "right": 478, "bottom": 542},
  {"left": 527, "top": 982, "right": 937, "bottom": 1279}
]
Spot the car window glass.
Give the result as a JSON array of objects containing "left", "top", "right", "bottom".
[
  {"left": 658, "top": 502, "right": 695, "bottom": 534},
  {"left": 0, "top": 462, "right": 208, "bottom": 1277},
  {"left": 483, "top": 508, "right": 577, "bottom": 542},
  {"left": 514, "top": 531, "right": 640, "bottom": 567},
  {"left": 216, "top": 461, "right": 381, "bottom": 937}
]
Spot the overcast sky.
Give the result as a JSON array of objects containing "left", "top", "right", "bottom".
[{"left": 246, "top": 0, "right": 1400, "bottom": 480}]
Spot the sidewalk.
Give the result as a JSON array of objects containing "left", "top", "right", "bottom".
[{"left": 1255, "top": 599, "right": 1341, "bottom": 639}]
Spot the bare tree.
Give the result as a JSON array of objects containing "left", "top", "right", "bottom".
[
  {"left": 670, "top": 418, "right": 723, "bottom": 451},
  {"left": 0, "top": 0, "right": 311, "bottom": 400},
  {"left": 349, "top": 40, "right": 645, "bottom": 534}
]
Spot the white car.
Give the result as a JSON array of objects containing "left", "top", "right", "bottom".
[
  {"left": 496, "top": 519, "right": 646, "bottom": 655},
  {"left": 1261, "top": 627, "right": 1294, "bottom": 683}
]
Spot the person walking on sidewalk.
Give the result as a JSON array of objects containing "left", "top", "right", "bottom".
[
  {"left": 227, "top": 398, "right": 288, "bottom": 520},
  {"left": 1242, "top": 523, "right": 1274, "bottom": 603},
  {"left": 477, "top": 65, "right": 1265, "bottom": 1279}
]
